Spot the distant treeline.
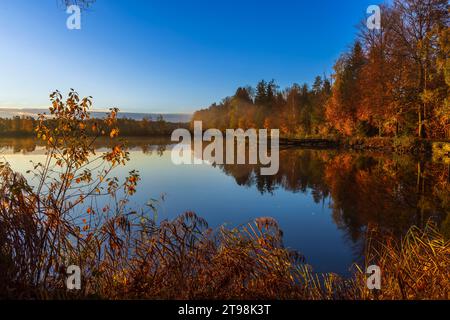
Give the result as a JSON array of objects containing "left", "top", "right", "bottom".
[
  {"left": 0, "top": 116, "right": 189, "bottom": 137},
  {"left": 192, "top": 0, "right": 449, "bottom": 140}
]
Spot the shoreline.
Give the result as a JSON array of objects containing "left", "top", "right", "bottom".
[
  {"left": 280, "top": 137, "right": 450, "bottom": 157},
  {"left": 1, "top": 134, "right": 449, "bottom": 158}
]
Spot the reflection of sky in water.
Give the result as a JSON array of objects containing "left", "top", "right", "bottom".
[{"left": 2, "top": 144, "right": 356, "bottom": 276}]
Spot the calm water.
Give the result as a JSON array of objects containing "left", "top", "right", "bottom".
[{"left": 1, "top": 137, "right": 449, "bottom": 276}]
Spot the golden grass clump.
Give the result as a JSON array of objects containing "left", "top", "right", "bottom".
[{"left": 353, "top": 224, "right": 450, "bottom": 300}]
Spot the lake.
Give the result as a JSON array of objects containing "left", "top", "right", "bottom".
[{"left": 1, "top": 137, "right": 449, "bottom": 276}]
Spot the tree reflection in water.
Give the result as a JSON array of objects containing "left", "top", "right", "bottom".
[
  {"left": 217, "top": 148, "right": 449, "bottom": 247},
  {"left": 2, "top": 138, "right": 449, "bottom": 259}
]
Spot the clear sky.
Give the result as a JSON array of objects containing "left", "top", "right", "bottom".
[{"left": 0, "top": 0, "right": 380, "bottom": 113}]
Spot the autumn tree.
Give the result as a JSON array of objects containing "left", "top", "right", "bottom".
[
  {"left": 390, "top": 0, "right": 449, "bottom": 137},
  {"left": 326, "top": 42, "right": 366, "bottom": 136},
  {"left": 192, "top": 1, "right": 448, "bottom": 140},
  {"left": 310, "top": 76, "right": 332, "bottom": 136}
]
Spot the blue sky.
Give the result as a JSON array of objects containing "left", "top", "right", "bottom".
[{"left": 0, "top": 0, "right": 380, "bottom": 113}]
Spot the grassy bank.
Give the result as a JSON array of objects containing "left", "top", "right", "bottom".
[{"left": 0, "top": 194, "right": 448, "bottom": 300}]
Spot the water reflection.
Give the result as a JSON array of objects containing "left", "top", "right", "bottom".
[
  {"left": 1, "top": 137, "right": 449, "bottom": 274},
  {"left": 220, "top": 148, "right": 449, "bottom": 239}
]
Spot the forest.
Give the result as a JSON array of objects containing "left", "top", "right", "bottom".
[
  {"left": 0, "top": 115, "right": 188, "bottom": 137},
  {"left": 192, "top": 0, "right": 449, "bottom": 140}
]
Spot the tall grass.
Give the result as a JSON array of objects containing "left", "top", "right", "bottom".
[{"left": 354, "top": 224, "right": 450, "bottom": 300}]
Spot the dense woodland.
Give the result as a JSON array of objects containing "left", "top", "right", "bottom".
[
  {"left": 193, "top": 0, "right": 449, "bottom": 140},
  {"left": 0, "top": 116, "right": 188, "bottom": 137}
]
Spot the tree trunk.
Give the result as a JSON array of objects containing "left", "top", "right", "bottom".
[{"left": 418, "top": 108, "right": 423, "bottom": 138}]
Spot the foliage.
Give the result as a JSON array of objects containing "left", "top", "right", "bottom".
[
  {"left": 192, "top": 0, "right": 450, "bottom": 140},
  {"left": 0, "top": 115, "right": 187, "bottom": 137},
  {"left": 192, "top": 78, "right": 332, "bottom": 139},
  {"left": 0, "top": 90, "right": 138, "bottom": 298}
]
